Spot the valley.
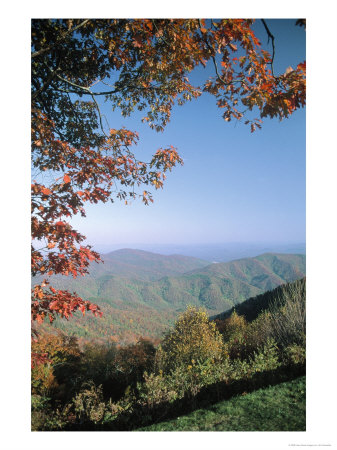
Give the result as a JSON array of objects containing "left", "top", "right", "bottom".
[{"left": 35, "top": 249, "right": 306, "bottom": 344}]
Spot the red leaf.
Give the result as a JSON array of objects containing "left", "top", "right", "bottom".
[{"left": 133, "top": 35, "right": 142, "bottom": 48}]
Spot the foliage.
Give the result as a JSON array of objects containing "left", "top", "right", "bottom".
[
  {"left": 114, "top": 338, "right": 156, "bottom": 384},
  {"left": 75, "top": 342, "right": 119, "bottom": 399},
  {"left": 71, "top": 383, "right": 108, "bottom": 425},
  {"left": 31, "top": 296, "right": 305, "bottom": 431},
  {"left": 35, "top": 254, "right": 305, "bottom": 344},
  {"left": 136, "top": 337, "right": 280, "bottom": 418},
  {"left": 267, "top": 277, "right": 306, "bottom": 348},
  {"left": 214, "top": 275, "right": 306, "bottom": 323},
  {"left": 158, "top": 306, "right": 224, "bottom": 372},
  {"left": 283, "top": 343, "right": 306, "bottom": 366},
  {"left": 214, "top": 278, "right": 306, "bottom": 361},
  {"left": 31, "top": 332, "right": 81, "bottom": 396},
  {"left": 31, "top": 19, "right": 305, "bottom": 328},
  {"left": 31, "top": 363, "right": 59, "bottom": 397},
  {"left": 31, "top": 395, "right": 71, "bottom": 431},
  {"left": 31, "top": 332, "right": 80, "bottom": 364}
]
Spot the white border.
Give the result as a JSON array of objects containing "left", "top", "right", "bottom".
[{"left": 2, "top": 1, "right": 337, "bottom": 449}]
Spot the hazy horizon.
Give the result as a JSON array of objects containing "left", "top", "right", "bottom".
[{"left": 93, "top": 241, "right": 306, "bottom": 262}]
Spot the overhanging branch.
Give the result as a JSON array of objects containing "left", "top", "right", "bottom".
[{"left": 261, "top": 19, "right": 276, "bottom": 77}]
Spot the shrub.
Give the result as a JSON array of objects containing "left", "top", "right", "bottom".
[
  {"left": 115, "top": 338, "right": 156, "bottom": 385},
  {"left": 283, "top": 343, "right": 306, "bottom": 366},
  {"left": 228, "top": 338, "right": 280, "bottom": 381},
  {"left": 31, "top": 394, "right": 70, "bottom": 431},
  {"left": 217, "top": 310, "right": 254, "bottom": 360},
  {"left": 231, "top": 310, "right": 274, "bottom": 360},
  {"left": 267, "top": 278, "right": 306, "bottom": 348},
  {"left": 249, "top": 338, "right": 280, "bottom": 373},
  {"left": 138, "top": 371, "right": 179, "bottom": 408},
  {"left": 158, "top": 306, "right": 224, "bottom": 373},
  {"left": 31, "top": 332, "right": 81, "bottom": 397},
  {"left": 72, "top": 383, "right": 106, "bottom": 424},
  {"left": 31, "top": 362, "right": 59, "bottom": 396},
  {"left": 79, "top": 342, "right": 118, "bottom": 397},
  {"left": 219, "top": 310, "right": 247, "bottom": 342}
]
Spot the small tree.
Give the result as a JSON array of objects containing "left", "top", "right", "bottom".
[{"left": 158, "top": 306, "right": 224, "bottom": 372}]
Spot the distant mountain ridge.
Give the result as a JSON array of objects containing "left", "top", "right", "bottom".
[
  {"left": 35, "top": 250, "right": 305, "bottom": 343},
  {"left": 187, "top": 253, "right": 305, "bottom": 292},
  {"left": 84, "top": 248, "right": 210, "bottom": 281}
]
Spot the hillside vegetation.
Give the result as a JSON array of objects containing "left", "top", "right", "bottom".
[
  {"left": 32, "top": 278, "right": 306, "bottom": 431},
  {"left": 91, "top": 249, "right": 211, "bottom": 281},
  {"left": 35, "top": 252, "right": 305, "bottom": 343},
  {"left": 212, "top": 276, "right": 306, "bottom": 323}
]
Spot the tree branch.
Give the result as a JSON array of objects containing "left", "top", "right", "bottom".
[
  {"left": 261, "top": 19, "right": 276, "bottom": 77},
  {"left": 31, "top": 19, "right": 91, "bottom": 59},
  {"left": 197, "top": 19, "right": 246, "bottom": 89},
  {"left": 90, "top": 93, "right": 108, "bottom": 137}
]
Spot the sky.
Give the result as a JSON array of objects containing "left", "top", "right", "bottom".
[{"left": 68, "top": 19, "right": 306, "bottom": 253}]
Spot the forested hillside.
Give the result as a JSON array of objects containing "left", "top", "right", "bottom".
[
  {"left": 35, "top": 252, "right": 305, "bottom": 343},
  {"left": 89, "top": 249, "right": 210, "bottom": 281},
  {"left": 212, "top": 277, "right": 306, "bottom": 322}
]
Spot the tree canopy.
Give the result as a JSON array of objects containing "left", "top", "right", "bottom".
[{"left": 31, "top": 19, "right": 306, "bottom": 329}]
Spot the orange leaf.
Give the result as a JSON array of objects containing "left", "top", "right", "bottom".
[{"left": 63, "top": 174, "right": 71, "bottom": 183}]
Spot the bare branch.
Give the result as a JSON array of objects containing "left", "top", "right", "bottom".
[
  {"left": 90, "top": 93, "right": 109, "bottom": 137},
  {"left": 261, "top": 19, "right": 276, "bottom": 77}
]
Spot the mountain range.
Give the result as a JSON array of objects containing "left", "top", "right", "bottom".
[{"left": 35, "top": 249, "right": 306, "bottom": 343}]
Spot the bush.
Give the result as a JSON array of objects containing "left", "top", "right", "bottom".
[
  {"left": 283, "top": 344, "right": 306, "bottom": 366},
  {"left": 267, "top": 278, "right": 306, "bottom": 348},
  {"left": 31, "top": 394, "right": 70, "bottom": 431},
  {"left": 228, "top": 338, "right": 280, "bottom": 381},
  {"left": 31, "top": 332, "right": 81, "bottom": 398},
  {"left": 217, "top": 310, "right": 259, "bottom": 360},
  {"left": 218, "top": 310, "right": 247, "bottom": 342},
  {"left": 78, "top": 342, "right": 119, "bottom": 399},
  {"left": 138, "top": 371, "right": 179, "bottom": 408},
  {"left": 216, "top": 279, "right": 306, "bottom": 362},
  {"left": 71, "top": 382, "right": 107, "bottom": 424},
  {"left": 115, "top": 338, "right": 156, "bottom": 385},
  {"left": 158, "top": 306, "right": 224, "bottom": 373}
]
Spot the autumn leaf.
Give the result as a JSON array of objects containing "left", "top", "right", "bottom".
[
  {"left": 133, "top": 35, "right": 143, "bottom": 48},
  {"left": 41, "top": 187, "right": 51, "bottom": 195}
]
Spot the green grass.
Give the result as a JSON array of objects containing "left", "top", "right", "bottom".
[{"left": 137, "top": 376, "right": 306, "bottom": 431}]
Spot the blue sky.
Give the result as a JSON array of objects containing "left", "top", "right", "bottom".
[{"left": 69, "top": 19, "right": 306, "bottom": 251}]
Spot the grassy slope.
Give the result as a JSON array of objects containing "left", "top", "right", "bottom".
[{"left": 138, "top": 376, "right": 306, "bottom": 431}]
